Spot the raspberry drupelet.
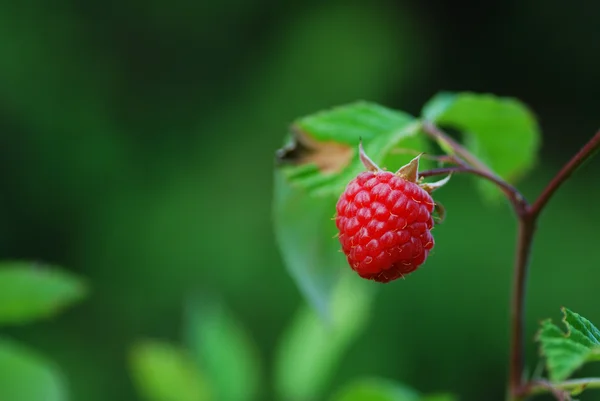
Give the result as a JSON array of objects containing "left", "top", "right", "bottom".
[{"left": 335, "top": 143, "right": 449, "bottom": 283}]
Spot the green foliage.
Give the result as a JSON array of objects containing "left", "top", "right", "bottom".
[
  {"left": 129, "top": 340, "right": 212, "bottom": 401},
  {"left": 1, "top": 0, "right": 599, "bottom": 399},
  {"left": 273, "top": 91, "right": 600, "bottom": 401},
  {"left": 0, "top": 262, "right": 87, "bottom": 326},
  {"left": 271, "top": 91, "right": 557, "bottom": 400},
  {"left": 184, "top": 299, "right": 262, "bottom": 401},
  {"left": 422, "top": 92, "right": 541, "bottom": 198},
  {"left": 274, "top": 274, "right": 374, "bottom": 401},
  {"left": 330, "top": 378, "right": 457, "bottom": 401},
  {"left": 0, "top": 338, "right": 68, "bottom": 401},
  {"left": 537, "top": 307, "right": 600, "bottom": 382}
]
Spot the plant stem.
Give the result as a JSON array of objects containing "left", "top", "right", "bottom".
[
  {"left": 508, "top": 131, "right": 600, "bottom": 400},
  {"left": 422, "top": 121, "right": 495, "bottom": 174},
  {"left": 421, "top": 122, "right": 528, "bottom": 213},
  {"left": 419, "top": 166, "right": 528, "bottom": 214},
  {"left": 421, "top": 125, "right": 600, "bottom": 401},
  {"left": 530, "top": 130, "right": 600, "bottom": 219},
  {"left": 509, "top": 217, "right": 536, "bottom": 400}
]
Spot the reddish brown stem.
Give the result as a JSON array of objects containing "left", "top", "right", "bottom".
[
  {"left": 508, "top": 130, "right": 600, "bottom": 400},
  {"left": 509, "top": 216, "right": 536, "bottom": 400},
  {"left": 419, "top": 166, "right": 529, "bottom": 215},
  {"left": 422, "top": 121, "right": 496, "bottom": 175},
  {"left": 421, "top": 124, "right": 600, "bottom": 401},
  {"left": 530, "top": 130, "right": 600, "bottom": 219},
  {"left": 421, "top": 123, "right": 529, "bottom": 215}
]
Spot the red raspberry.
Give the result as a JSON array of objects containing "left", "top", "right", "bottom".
[{"left": 335, "top": 144, "right": 449, "bottom": 283}]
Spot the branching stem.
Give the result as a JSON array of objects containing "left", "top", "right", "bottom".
[
  {"left": 422, "top": 121, "right": 494, "bottom": 174},
  {"left": 420, "top": 124, "right": 600, "bottom": 401},
  {"left": 419, "top": 166, "right": 528, "bottom": 214},
  {"left": 530, "top": 130, "right": 600, "bottom": 219}
]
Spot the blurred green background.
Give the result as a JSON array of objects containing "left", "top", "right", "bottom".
[{"left": 1, "top": 0, "right": 599, "bottom": 400}]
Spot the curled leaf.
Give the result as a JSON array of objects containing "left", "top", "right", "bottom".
[{"left": 276, "top": 125, "right": 354, "bottom": 175}]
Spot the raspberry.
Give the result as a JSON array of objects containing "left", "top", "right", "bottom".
[{"left": 335, "top": 144, "right": 449, "bottom": 283}]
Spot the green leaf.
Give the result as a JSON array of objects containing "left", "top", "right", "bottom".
[
  {"left": 537, "top": 307, "right": 600, "bottom": 382},
  {"left": 0, "top": 261, "right": 88, "bottom": 325},
  {"left": 274, "top": 102, "right": 430, "bottom": 316},
  {"left": 0, "top": 338, "right": 68, "bottom": 401},
  {"left": 277, "top": 101, "right": 424, "bottom": 197},
  {"left": 184, "top": 299, "right": 261, "bottom": 401},
  {"left": 129, "top": 340, "right": 212, "bottom": 401},
  {"left": 330, "top": 378, "right": 458, "bottom": 401},
  {"left": 274, "top": 274, "right": 374, "bottom": 401},
  {"left": 422, "top": 92, "right": 541, "bottom": 198},
  {"left": 272, "top": 171, "right": 341, "bottom": 318}
]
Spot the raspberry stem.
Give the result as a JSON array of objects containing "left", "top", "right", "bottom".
[
  {"left": 422, "top": 121, "right": 497, "bottom": 176},
  {"left": 419, "top": 166, "right": 529, "bottom": 214},
  {"left": 420, "top": 125, "right": 600, "bottom": 401},
  {"left": 509, "top": 216, "right": 536, "bottom": 401},
  {"left": 530, "top": 130, "right": 600, "bottom": 219}
]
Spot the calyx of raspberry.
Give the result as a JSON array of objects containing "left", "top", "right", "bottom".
[{"left": 358, "top": 142, "right": 450, "bottom": 193}]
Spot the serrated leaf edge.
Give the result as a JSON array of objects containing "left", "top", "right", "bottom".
[{"left": 536, "top": 307, "right": 600, "bottom": 382}]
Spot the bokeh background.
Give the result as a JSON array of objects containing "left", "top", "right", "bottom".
[{"left": 1, "top": 0, "right": 599, "bottom": 400}]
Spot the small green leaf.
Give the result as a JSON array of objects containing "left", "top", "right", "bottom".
[
  {"left": 422, "top": 92, "right": 541, "bottom": 198},
  {"left": 129, "top": 340, "right": 212, "bottom": 401},
  {"left": 0, "top": 338, "right": 68, "bottom": 401},
  {"left": 330, "top": 378, "right": 420, "bottom": 401},
  {"left": 274, "top": 274, "right": 374, "bottom": 401},
  {"left": 0, "top": 261, "right": 88, "bottom": 325},
  {"left": 184, "top": 299, "right": 261, "bottom": 401},
  {"left": 537, "top": 307, "right": 600, "bottom": 382},
  {"left": 277, "top": 101, "right": 424, "bottom": 197}
]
